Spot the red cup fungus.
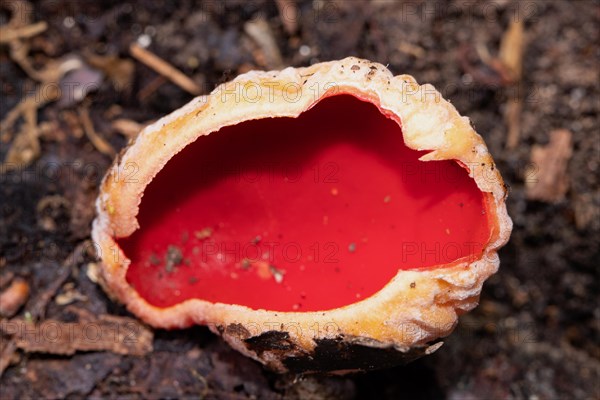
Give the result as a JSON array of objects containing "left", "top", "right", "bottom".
[{"left": 92, "top": 57, "right": 512, "bottom": 373}]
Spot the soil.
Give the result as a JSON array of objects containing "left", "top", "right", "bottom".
[{"left": 1, "top": 0, "right": 598, "bottom": 399}]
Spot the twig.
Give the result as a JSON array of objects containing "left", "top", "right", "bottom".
[
  {"left": 397, "top": 41, "right": 425, "bottom": 59},
  {"left": 505, "top": 100, "right": 522, "bottom": 150},
  {"left": 500, "top": 20, "right": 525, "bottom": 149},
  {"left": 0, "top": 84, "right": 57, "bottom": 171},
  {"left": 244, "top": 18, "right": 284, "bottom": 69},
  {"left": 27, "top": 263, "right": 70, "bottom": 321},
  {"left": 0, "top": 340, "right": 17, "bottom": 377},
  {"left": 78, "top": 106, "right": 116, "bottom": 158},
  {"left": 275, "top": 0, "right": 298, "bottom": 35},
  {"left": 130, "top": 43, "right": 202, "bottom": 95},
  {"left": 112, "top": 118, "right": 151, "bottom": 138},
  {"left": 28, "top": 241, "right": 90, "bottom": 320},
  {"left": 188, "top": 368, "right": 210, "bottom": 398},
  {"left": 137, "top": 74, "right": 167, "bottom": 101},
  {"left": 0, "top": 5, "right": 75, "bottom": 170},
  {"left": 0, "top": 21, "right": 47, "bottom": 43}
]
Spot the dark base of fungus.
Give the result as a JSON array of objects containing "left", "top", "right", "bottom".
[
  {"left": 222, "top": 325, "right": 443, "bottom": 373},
  {"left": 119, "top": 95, "right": 491, "bottom": 311}
]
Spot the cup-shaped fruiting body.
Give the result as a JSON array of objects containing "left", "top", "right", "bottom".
[{"left": 92, "top": 57, "right": 512, "bottom": 373}]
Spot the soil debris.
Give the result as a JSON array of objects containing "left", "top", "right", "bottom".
[
  {"left": 194, "top": 227, "right": 213, "bottom": 240},
  {"left": 269, "top": 265, "right": 285, "bottom": 284},
  {"left": 165, "top": 245, "right": 183, "bottom": 272},
  {"left": 55, "top": 282, "right": 88, "bottom": 306}
]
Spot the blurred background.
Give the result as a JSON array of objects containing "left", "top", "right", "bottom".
[{"left": 0, "top": 0, "right": 598, "bottom": 398}]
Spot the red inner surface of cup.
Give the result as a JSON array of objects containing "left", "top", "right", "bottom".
[{"left": 119, "top": 94, "right": 491, "bottom": 311}]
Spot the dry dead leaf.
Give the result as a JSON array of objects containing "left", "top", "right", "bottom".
[
  {"left": 499, "top": 19, "right": 525, "bottom": 83},
  {"left": 526, "top": 129, "right": 573, "bottom": 203}
]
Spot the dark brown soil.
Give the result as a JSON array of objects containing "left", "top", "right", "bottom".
[{"left": 1, "top": 1, "right": 598, "bottom": 398}]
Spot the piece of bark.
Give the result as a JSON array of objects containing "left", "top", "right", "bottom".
[
  {"left": 0, "top": 314, "right": 153, "bottom": 356},
  {"left": 526, "top": 129, "right": 573, "bottom": 203}
]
